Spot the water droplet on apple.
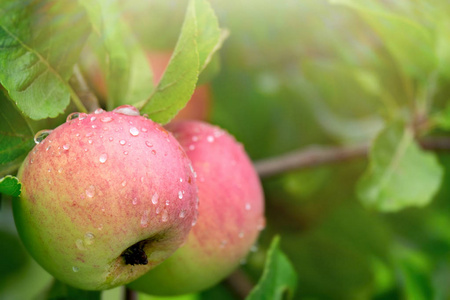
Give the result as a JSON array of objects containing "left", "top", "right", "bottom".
[
  {"left": 178, "top": 191, "right": 183, "bottom": 199},
  {"left": 99, "top": 153, "right": 108, "bottom": 163},
  {"left": 207, "top": 136, "right": 214, "bottom": 143},
  {"left": 91, "top": 125, "right": 97, "bottom": 129},
  {"left": 58, "top": 168, "right": 63, "bottom": 173},
  {"left": 179, "top": 178, "right": 183, "bottom": 182},
  {"left": 75, "top": 239, "right": 86, "bottom": 250},
  {"left": 151, "top": 150, "right": 156, "bottom": 155},
  {"left": 129, "top": 127, "right": 139, "bottom": 136},
  {"left": 34, "top": 130, "right": 52, "bottom": 144},
  {"left": 84, "top": 232, "right": 95, "bottom": 245},
  {"left": 88, "top": 140, "right": 93, "bottom": 144},
  {"left": 245, "top": 203, "right": 251, "bottom": 211},
  {"left": 179, "top": 210, "right": 186, "bottom": 218},
  {"left": 188, "top": 145, "right": 195, "bottom": 151},
  {"left": 165, "top": 200, "right": 170, "bottom": 206},
  {"left": 123, "top": 151, "right": 128, "bottom": 155},
  {"left": 113, "top": 105, "right": 140, "bottom": 116},
  {"left": 66, "top": 112, "right": 80, "bottom": 122},
  {"left": 161, "top": 210, "right": 169, "bottom": 222},
  {"left": 140, "top": 210, "right": 150, "bottom": 227},
  {"left": 109, "top": 137, "right": 113, "bottom": 142},
  {"left": 142, "top": 127, "right": 148, "bottom": 132},
  {"left": 62, "top": 144, "right": 70, "bottom": 151},
  {"left": 156, "top": 207, "right": 161, "bottom": 215},
  {"left": 85, "top": 185, "right": 95, "bottom": 198},
  {"left": 90, "top": 116, "right": 97, "bottom": 122},
  {"left": 151, "top": 193, "right": 159, "bottom": 205},
  {"left": 121, "top": 180, "right": 127, "bottom": 187},
  {"left": 94, "top": 108, "right": 105, "bottom": 114},
  {"left": 132, "top": 197, "right": 138, "bottom": 205},
  {"left": 238, "top": 231, "right": 244, "bottom": 238},
  {"left": 120, "top": 140, "right": 126, "bottom": 145},
  {"left": 100, "top": 116, "right": 113, "bottom": 123},
  {"left": 192, "top": 136, "right": 199, "bottom": 142},
  {"left": 72, "top": 266, "right": 79, "bottom": 272},
  {"left": 145, "top": 141, "right": 153, "bottom": 147}
]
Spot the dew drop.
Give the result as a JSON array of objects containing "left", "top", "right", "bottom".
[
  {"left": 100, "top": 116, "right": 113, "bottom": 123},
  {"left": 156, "top": 207, "right": 161, "bottom": 215},
  {"left": 109, "top": 137, "right": 113, "bottom": 141},
  {"left": 192, "top": 136, "right": 199, "bottom": 142},
  {"left": 94, "top": 108, "right": 105, "bottom": 114},
  {"left": 207, "top": 136, "right": 214, "bottom": 143},
  {"left": 140, "top": 210, "right": 150, "bottom": 227},
  {"left": 165, "top": 200, "right": 170, "bottom": 206},
  {"left": 78, "top": 113, "right": 87, "bottom": 120},
  {"left": 120, "top": 140, "right": 126, "bottom": 145},
  {"left": 179, "top": 210, "right": 186, "bottom": 218},
  {"left": 72, "top": 266, "right": 79, "bottom": 272},
  {"left": 91, "top": 125, "right": 97, "bottom": 129},
  {"left": 85, "top": 185, "right": 95, "bottom": 198},
  {"left": 62, "top": 144, "right": 70, "bottom": 151},
  {"left": 129, "top": 127, "right": 139, "bottom": 136},
  {"left": 245, "top": 203, "right": 251, "bottom": 211},
  {"left": 90, "top": 116, "right": 97, "bottom": 122},
  {"left": 151, "top": 192, "right": 159, "bottom": 205},
  {"left": 238, "top": 231, "right": 245, "bottom": 238},
  {"left": 75, "top": 239, "right": 86, "bottom": 250},
  {"left": 46, "top": 145, "right": 51, "bottom": 152},
  {"left": 140, "top": 177, "right": 145, "bottom": 183},
  {"left": 84, "top": 232, "right": 95, "bottom": 245},
  {"left": 34, "top": 130, "right": 52, "bottom": 144},
  {"left": 88, "top": 140, "right": 93, "bottom": 144},
  {"left": 123, "top": 151, "right": 128, "bottom": 155},
  {"left": 161, "top": 210, "right": 168, "bottom": 222},
  {"left": 132, "top": 197, "right": 138, "bottom": 205},
  {"left": 121, "top": 180, "right": 127, "bottom": 187},
  {"left": 86, "top": 132, "right": 94, "bottom": 137},
  {"left": 67, "top": 112, "right": 81, "bottom": 122},
  {"left": 178, "top": 191, "right": 183, "bottom": 199},
  {"left": 58, "top": 168, "right": 63, "bottom": 173},
  {"left": 99, "top": 153, "right": 108, "bottom": 163},
  {"left": 141, "top": 127, "right": 148, "bottom": 132},
  {"left": 188, "top": 145, "right": 195, "bottom": 151},
  {"left": 113, "top": 105, "right": 140, "bottom": 116},
  {"left": 145, "top": 141, "right": 153, "bottom": 147},
  {"left": 179, "top": 178, "right": 183, "bottom": 183},
  {"left": 151, "top": 150, "right": 156, "bottom": 155},
  {"left": 251, "top": 245, "right": 259, "bottom": 252}
]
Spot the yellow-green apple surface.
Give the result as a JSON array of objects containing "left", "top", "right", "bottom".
[
  {"left": 128, "top": 120, "right": 265, "bottom": 295},
  {"left": 13, "top": 106, "right": 199, "bottom": 290}
]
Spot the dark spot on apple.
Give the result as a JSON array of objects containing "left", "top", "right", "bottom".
[{"left": 121, "top": 240, "right": 148, "bottom": 265}]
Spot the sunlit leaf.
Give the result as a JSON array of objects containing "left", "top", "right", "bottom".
[
  {"left": 246, "top": 236, "right": 297, "bottom": 300},
  {"left": 79, "top": 0, "right": 154, "bottom": 110},
  {"left": 0, "top": 0, "right": 91, "bottom": 119},
  {"left": 140, "top": 0, "right": 224, "bottom": 124},
  {"left": 357, "top": 122, "right": 443, "bottom": 212}
]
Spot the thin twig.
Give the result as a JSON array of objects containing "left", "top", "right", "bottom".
[
  {"left": 254, "top": 137, "right": 450, "bottom": 178},
  {"left": 254, "top": 144, "right": 369, "bottom": 178},
  {"left": 124, "top": 287, "right": 137, "bottom": 300}
]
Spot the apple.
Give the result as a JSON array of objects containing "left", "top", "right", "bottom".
[
  {"left": 12, "top": 106, "right": 199, "bottom": 290},
  {"left": 128, "top": 120, "right": 265, "bottom": 295}
]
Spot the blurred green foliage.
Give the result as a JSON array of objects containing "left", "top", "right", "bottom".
[{"left": 2, "top": 0, "right": 450, "bottom": 299}]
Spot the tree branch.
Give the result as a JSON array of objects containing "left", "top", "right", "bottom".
[{"left": 254, "top": 137, "right": 450, "bottom": 178}]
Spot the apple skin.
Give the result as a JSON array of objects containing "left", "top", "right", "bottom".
[
  {"left": 128, "top": 121, "right": 265, "bottom": 295},
  {"left": 13, "top": 107, "right": 198, "bottom": 290}
]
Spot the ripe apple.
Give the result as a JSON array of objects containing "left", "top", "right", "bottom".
[
  {"left": 128, "top": 120, "right": 265, "bottom": 295},
  {"left": 13, "top": 106, "right": 198, "bottom": 290}
]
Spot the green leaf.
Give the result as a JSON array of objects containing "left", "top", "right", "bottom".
[
  {"left": 0, "top": 92, "right": 35, "bottom": 175},
  {"left": 329, "top": 0, "right": 436, "bottom": 80},
  {"left": 0, "top": 176, "right": 21, "bottom": 197},
  {"left": 41, "top": 280, "right": 101, "bottom": 300},
  {"left": 246, "top": 236, "right": 297, "bottom": 300},
  {"left": 0, "top": 0, "right": 91, "bottom": 119},
  {"left": 357, "top": 122, "right": 443, "bottom": 212},
  {"left": 140, "top": 0, "right": 223, "bottom": 124},
  {"left": 79, "top": 0, "right": 153, "bottom": 110}
]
